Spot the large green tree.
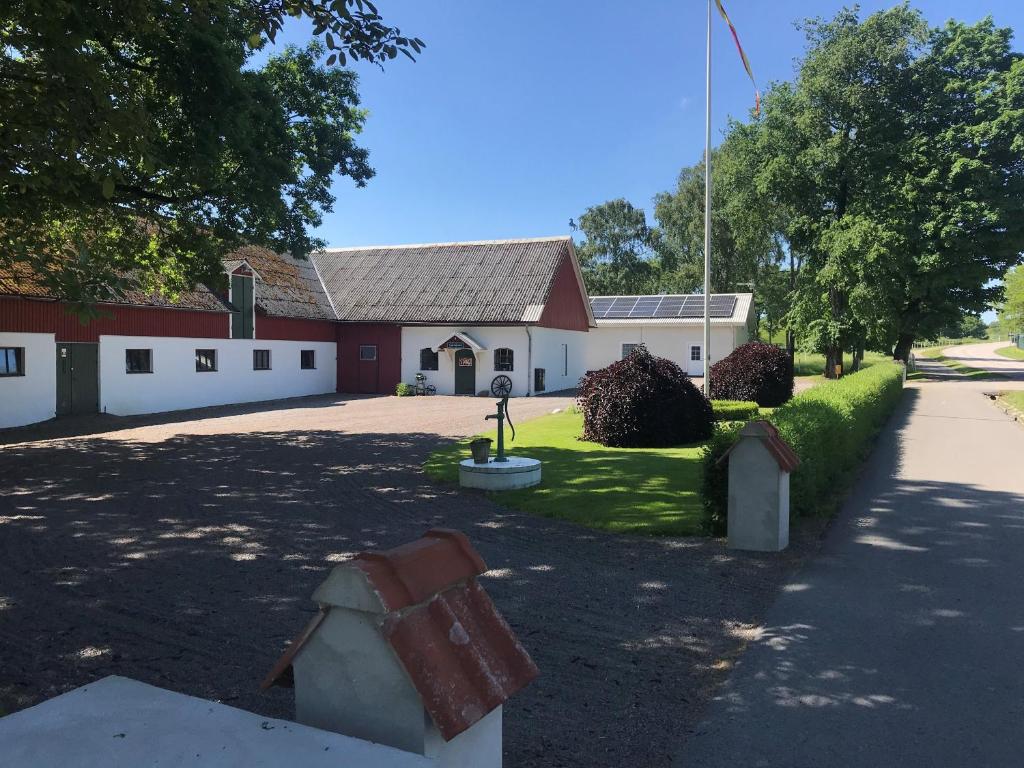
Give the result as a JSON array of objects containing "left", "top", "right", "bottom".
[
  {"left": 1000, "top": 266, "right": 1024, "bottom": 335},
  {"left": 1, "top": 0, "right": 423, "bottom": 305},
  {"left": 574, "top": 199, "right": 664, "bottom": 296},
  {"left": 744, "top": 6, "right": 1023, "bottom": 371}
]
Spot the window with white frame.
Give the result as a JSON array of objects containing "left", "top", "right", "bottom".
[
  {"left": 494, "top": 347, "right": 514, "bottom": 371},
  {"left": 690, "top": 345, "right": 702, "bottom": 361},
  {"left": 622, "top": 343, "right": 641, "bottom": 359},
  {"left": 358, "top": 345, "right": 377, "bottom": 362},
  {"left": 253, "top": 349, "right": 271, "bottom": 370}
]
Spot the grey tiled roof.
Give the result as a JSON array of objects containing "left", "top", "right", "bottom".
[
  {"left": 310, "top": 237, "right": 573, "bottom": 324},
  {"left": 226, "top": 245, "right": 336, "bottom": 321},
  {"left": 0, "top": 262, "right": 232, "bottom": 312}
]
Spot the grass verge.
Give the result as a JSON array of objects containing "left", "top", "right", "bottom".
[
  {"left": 424, "top": 409, "right": 706, "bottom": 536},
  {"left": 995, "top": 346, "right": 1024, "bottom": 362},
  {"left": 998, "top": 391, "right": 1024, "bottom": 416},
  {"left": 912, "top": 347, "right": 1003, "bottom": 380}
]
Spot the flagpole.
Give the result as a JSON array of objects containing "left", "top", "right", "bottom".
[{"left": 703, "top": 0, "right": 712, "bottom": 397}]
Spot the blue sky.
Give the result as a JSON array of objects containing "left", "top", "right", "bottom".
[{"left": 266, "top": 1, "right": 1022, "bottom": 250}]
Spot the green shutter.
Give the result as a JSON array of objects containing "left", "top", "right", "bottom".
[{"left": 231, "top": 274, "right": 255, "bottom": 339}]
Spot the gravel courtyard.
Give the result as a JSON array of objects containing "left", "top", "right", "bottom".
[{"left": 0, "top": 393, "right": 809, "bottom": 767}]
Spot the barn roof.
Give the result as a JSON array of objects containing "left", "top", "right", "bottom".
[
  {"left": 310, "top": 236, "right": 583, "bottom": 325},
  {"left": 0, "top": 262, "right": 233, "bottom": 313},
  {"left": 226, "top": 245, "right": 336, "bottom": 321}
]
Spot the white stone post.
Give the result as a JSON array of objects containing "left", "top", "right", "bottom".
[{"left": 726, "top": 421, "right": 800, "bottom": 552}]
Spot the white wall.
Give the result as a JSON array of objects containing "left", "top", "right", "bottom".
[
  {"left": 400, "top": 326, "right": 590, "bottom": 396},
  {"left": 584, "top": 324, "right": 743, "bottom": 376},
  {"left": 529, "top": 327, "right": 589, "bottom": 393},
  {"left": 0, "top": 332, "right": 56, "bottom": 429},
  {"left": 99, "top": 336, "right": 336, "bottom": 416},
  {"left": 401, "top": 326, "right": 531, "bottom": 396}
]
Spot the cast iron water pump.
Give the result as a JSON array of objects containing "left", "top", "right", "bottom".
[{"left": 484, "top": 395, "right": 515, "bottom": 462}]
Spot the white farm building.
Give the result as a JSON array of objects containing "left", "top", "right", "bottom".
[{"left": 0, "top": 235, "right": 754, "bottom": 429}]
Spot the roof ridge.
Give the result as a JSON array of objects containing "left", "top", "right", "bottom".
[{"left": 317, "top": 235, "right": 571, "bottom": 252}]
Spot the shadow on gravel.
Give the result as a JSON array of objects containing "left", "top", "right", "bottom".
[
  {"left": 0, "top": 393, "right": 371, "bottom": 447},
  {"left": 1, "top": 427, "right": 806, "bottom": 768}
]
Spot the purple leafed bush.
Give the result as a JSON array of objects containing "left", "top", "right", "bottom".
[
  {"left": 577, "top": 346, "right": 713, "bottom": 447},
  {"left": 709, "top": 341, "right": 794, "bottom": 407}
]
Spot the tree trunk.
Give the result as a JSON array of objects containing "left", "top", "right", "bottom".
[
  {"left": 786, "top": 330, "right": 795, "bottom": 361},
  {"left": 824, "top": 345, "right": 843, "bottom": 379},
  {"left": 893, "top": 333, "right": 915, "bottom": 362},
  {"left": 851, "top": 344, "right": 864, "bottom": 372}
]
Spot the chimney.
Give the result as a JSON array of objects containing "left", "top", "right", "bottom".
[{"left": 262, "top": 529, "right": 538, "bottom": 767}]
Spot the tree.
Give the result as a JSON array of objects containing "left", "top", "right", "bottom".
[
  {"left": 1000, "top": 266, "right": 1024, "bottom": 335},
  {"left": 574, "top": 199, "right": 663, "bottom": 296},
  {"left": 738, "top": 6, "right": 1024, "bottom": 373},
  {"left": 1, "top": 0, "right": 424, "bottom": 306}
]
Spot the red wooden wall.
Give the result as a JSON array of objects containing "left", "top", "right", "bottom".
[
  {"left": 256, "top": 314, "right": 336, "bottom": 342},
  {"left": 336, "top": 323, "right": 402, "bottom": 394},
  {"left": 0, "top": 297, "right": 229, "bottom": 341},
  {"left": 537, "top": 254, "right": 591, "bottom": 332}
]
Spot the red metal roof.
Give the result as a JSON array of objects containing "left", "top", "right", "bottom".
[{"left": 261, "top": 529, "right": 537, "bottom": 741}]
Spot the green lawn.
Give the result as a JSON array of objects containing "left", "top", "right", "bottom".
[
  {"left": 999, "top": 391, "right": 1024, "bottom": 414},
  {"left": 995, "top": 345, "right": 1024, "bottom": 361},
  {"left": 792, "top": 351, "right": 889, "bottom": 377},
  {"left": 424, "top": 410, "right": 706, "bottom": 536}
]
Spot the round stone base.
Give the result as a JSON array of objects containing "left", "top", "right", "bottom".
[{"left": 459, "top": 456, "right": 542, "bottom": 490}]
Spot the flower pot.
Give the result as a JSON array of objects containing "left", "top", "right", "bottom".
[{"left": 469, "top": 437, "right": 492, "bottom": 464}]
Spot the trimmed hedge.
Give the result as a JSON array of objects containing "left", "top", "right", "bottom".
[
  {"left": 395, "top": 382, "right": 415, "bottom": 397},
  {"left": 701, "top": 361, "right": 905, "bottom": 534},
  {"left": 711, "top": 400, "right": 760, "bottom": 422},
  {"left": 578, "top": 346, "right": 713, "bottom": 447},
  {"left": 709, "top": 341, "right": 794, "bottom": 407}
]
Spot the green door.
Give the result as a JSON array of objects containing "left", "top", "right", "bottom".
[
  {"left": 56, "top": 343, "right": 99, "bottom": 416},
  {"left": 454, "top": 349, "right": 476, "bottom": 395},
  {"left": 231, "top": 274, "right": 254, "bottom": 339}
]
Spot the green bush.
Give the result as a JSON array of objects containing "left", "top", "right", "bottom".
[
  {"left": 701, "top": 362, "right": 905, "bottom": 533},
  {"left": 699, "top": 422, "right": 743, "bottom": 535},
  {"left": 711, "top": 400, "right": 760, "bottom": 422},
  {"left": 395, "top": 382, "right": 415, "bottom": 397}
]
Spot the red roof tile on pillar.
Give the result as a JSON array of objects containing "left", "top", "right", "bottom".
[
  {"left": 353, "top": 529, "right": 488, "bottom": 611},
  {"left": 382, "top": 578, "right": 539, "bottom": 741},
  {"left": 761, "top": 422, "right": 801, "bottom": 473},
  {"left": 719, "top": 420, "right": 801, "bottom": 473}
]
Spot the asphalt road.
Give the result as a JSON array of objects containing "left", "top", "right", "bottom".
[
  {"left": 941, "top": 340, "right": 1024, "bottom": 381},
  {"left": 676, "top": 374, "right": 1024, "bottom": 767}
]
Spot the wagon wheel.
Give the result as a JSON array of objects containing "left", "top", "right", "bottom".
[{"left": 490, "top": 375, "right": 513, "bottom": 397}]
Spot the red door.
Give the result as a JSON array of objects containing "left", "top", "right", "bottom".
[{"left": 358, "top": 344, "right": 379, "bottom": 393}]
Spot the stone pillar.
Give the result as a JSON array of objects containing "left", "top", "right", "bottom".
[
  {"left": 725, "top": 421, "right": 800, "bottom": 552},
  {"left": 262, "top": 529, "right": 538, "bottom": 768}
]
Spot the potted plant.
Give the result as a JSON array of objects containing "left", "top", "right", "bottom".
[{"left": 469, "top": 437, "right": 492, "bottom": 464}]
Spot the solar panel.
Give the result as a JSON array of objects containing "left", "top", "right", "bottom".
[
  {"left": 629, "top": 297, "right": 663, "bottom": 318},
  {"left": 605, "top": 296, "right": 639, "bottom": 318},
  {"left": 590, "top": 294, "right": 739, "bottom": 320},
  {"left": 590, "top": 297, "right": 614, "bottom": 319}
]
